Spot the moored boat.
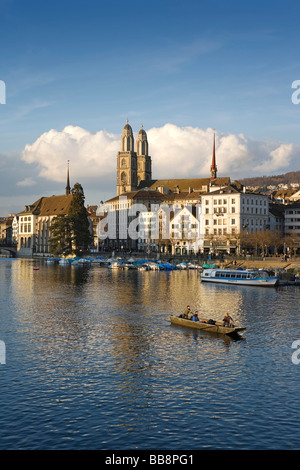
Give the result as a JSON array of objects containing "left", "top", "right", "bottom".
[
  {"left": 200, "top": 268, "right": 278, "bottom": 287},
  {"left": 170, "top": 315, "right": 246, "bottom": 337}
]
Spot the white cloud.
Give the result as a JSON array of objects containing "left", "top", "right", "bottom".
[
  {"left": 22, "top": 125, "right": 119, "bottom": 183},
  {"left": 16, "top": 177, "right": 36, "bottom": 187},
  {"left": 148, "top": 124, "right": 297, "bottom": 179},
  {"left": 21, "top": 124, "right": 298, "bottom": 191},
  {"left": 253, "top": 143, "right": 294, "bottom": 174}
]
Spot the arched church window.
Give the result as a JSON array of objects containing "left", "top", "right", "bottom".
[{"left": 121, "top": 172, "right": 127, "bottom": 183}]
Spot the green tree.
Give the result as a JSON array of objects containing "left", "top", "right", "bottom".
[
  {"left": 68, "top": 183, "right": 92, "bottom": 255},
  {"left": 49, "top": 214, "right": 73, "bottom": 257}
]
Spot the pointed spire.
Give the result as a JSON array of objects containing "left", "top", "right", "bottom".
[
  {"left": 66, "top": 160, "right": 71, "bottom": 195},
  {"left": 210, "top": 130, "right": 217, "bottom": 180}
]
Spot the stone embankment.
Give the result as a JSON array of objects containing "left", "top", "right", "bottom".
[{"left": 221, "top": 258, "right": 300, "bottom": 272}]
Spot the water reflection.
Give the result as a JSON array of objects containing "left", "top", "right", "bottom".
[
  {"left": 1, "top": 259, "right": 300, "bottom": 450},
  {"left": 169, "top": 322, "right": 244, "bottom": 346}
]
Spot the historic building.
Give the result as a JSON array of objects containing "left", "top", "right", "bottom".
[
  {"left": 16, "top": 164, "right": 75, "bottom": 257},
  {"left": 0, "top": 216, "right": 13, "bottom": 245},
  {"left": 98, "top": 122, "right": 271, "bottom": 255},
  {"left": 100, "top": 123, "right": 229, "bottom": 253},
  {"left": 284, "top": 202, "right": 300, "bottom": 236},
  {"left": 169, "top": 206, "right": 201, "bottom": 255},
  {"left": 201, "top": 184, "right": 269, "bottom": 254}
]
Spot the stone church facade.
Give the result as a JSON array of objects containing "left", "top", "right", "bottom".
[{"left": 117, "top": 121, "right": 152, "bottom": 195}]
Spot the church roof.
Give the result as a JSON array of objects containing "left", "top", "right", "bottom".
[
  {"left": 137, "top": 125, "right": 147, "bottom": 139},
  {"left": 106, "top": 189, "right": 205, "bottom": 207},
  {"left": 18, "top": 194, "right": 74, "bottom": 217},
  {"left": 207, "top": 184, "right": 242, "bottom": 195},
  {"left": 139, "top": 177, "right": 230, "bottom": 192},
  {"left": 106, "top": 189, "right": 165, "bottom": 204}
]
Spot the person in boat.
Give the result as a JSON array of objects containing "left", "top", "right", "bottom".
[
  {"left": 223, "top": 312, "right": 234, "bottom": 327},
  {"left": 180, "top": 305, "right": 192, "bottom": 319},
  {"left": 191, "top": 311, "right": 199, "bottom": 322}
]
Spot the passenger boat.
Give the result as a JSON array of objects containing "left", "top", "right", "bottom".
[
  {"left": 170, "top": 315, "right": 246, "bottom": 337},
  {"left": 200, "top": 268, "right": 278, "bottom": 287}
]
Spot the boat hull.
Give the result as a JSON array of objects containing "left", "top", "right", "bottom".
[
  {"left": 200, "top": 277, "right": 278, "bottom": 287},
  {"left": 170, "top": 315, "right": 246, "bottom": 336},
  {"left": 200, "top": 268, "right": 278, "bottom": 287}
]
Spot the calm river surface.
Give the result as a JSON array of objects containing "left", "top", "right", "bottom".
[{"left": 0, "top": 258, "right": 300, "bottom": 450}]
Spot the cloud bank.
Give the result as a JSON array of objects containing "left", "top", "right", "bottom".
[
  {"left": 22, "top": 126, "right": 119, "bottom": 184},
  {"left": 20, "top": 123, "right": 298, "bottom": 191}
]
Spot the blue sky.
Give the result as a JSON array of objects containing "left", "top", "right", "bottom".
[{"left": 0, "top": 0, "right": 300, "bottom": 214}]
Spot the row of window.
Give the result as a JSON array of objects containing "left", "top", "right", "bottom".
[
  {"left": 205, "top": 198, "right": 267, "bottom": 206},
  {"left": 242, "top": 219, "right": 265, "bottom": 226},
  {"left": 215, "top": 272, "right": 252, "bottom": 279},
  {"left": 171, "top": 223, "right": 198, "bottom": 229},
  {"left": 205, "top": 219, "right": 236, "bottom": 225},
  {"left": 242, "top": 199, "right": 267, "bottom": 206},
  {"left": 20, "top": 224, "right": 31, "bottom": 233},
  {"left": 244, "top": 208, "right": 267, "bottom": 214},
  {"left": 171, "top": 231, "right": 198, "bottom": 238},
  {"left": 205, "top": 207, "right": 267, "bottom": 215},
  {"left": 19, "top": 224, "right": 51, "bottom": 233},
  {"left": 205, "top": 228, "right": 236, "bottom": 235},
  {"left": 207, "top": 199, "right": 236, "bottom": 205}
]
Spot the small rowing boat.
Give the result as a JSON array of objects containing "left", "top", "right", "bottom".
[{"left": 170, "top": 315, "right": 246, "bottom": 337}]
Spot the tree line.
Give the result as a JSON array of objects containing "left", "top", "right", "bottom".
[{"left": 239, "top": 230, "right": 300, "bottom": 256}]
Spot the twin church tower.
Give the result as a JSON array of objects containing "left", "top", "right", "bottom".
[
  {"left": 116, "top": 121, "right": 218, "bottom": 196},
  {"left": 117, "top": 121, "right": 152, "bottom": 196}
]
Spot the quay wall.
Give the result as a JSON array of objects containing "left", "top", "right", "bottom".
[{"left": 28, "top": 250, "right": 300, "bottom": 271}]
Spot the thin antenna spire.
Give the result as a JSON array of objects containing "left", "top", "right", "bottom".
[
  {"left": 66, "top": 160, "right": 71, "bottom": 195},
  {"left": 210, "top": 130, "right": 217, "bottom": 180}
]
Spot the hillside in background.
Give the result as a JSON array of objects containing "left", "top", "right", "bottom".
[{"left": 238, "top": 171, "right": 300, "bottom": 188}]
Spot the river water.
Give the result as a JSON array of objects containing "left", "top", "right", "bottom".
[{"left": 0, "top": 258, "right": 300, "bottom": 450}]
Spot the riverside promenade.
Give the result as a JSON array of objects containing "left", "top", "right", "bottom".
[
  {"left": 94, "top": 251, "right": 300, "bottom": 272},
  {"left": 221, "top": 257, "right": 300, "bottom": 272}
]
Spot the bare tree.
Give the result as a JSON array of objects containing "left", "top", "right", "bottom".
[
  {"left": 284, "top": 232, "right": 300, "bottom": 257},
  {"left": 254, "top": 229, "right": 273, "bottom": 256},
  {"left": 268, "top": 230, "right": 284, "bottom": 256}
]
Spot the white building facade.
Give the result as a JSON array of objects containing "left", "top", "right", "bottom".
[
  {"left": 201, "top": 185, "right": 269, "bottom": 254},
  {"left": 284, "top": 202, "right": 300, "bottom": 235}
]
